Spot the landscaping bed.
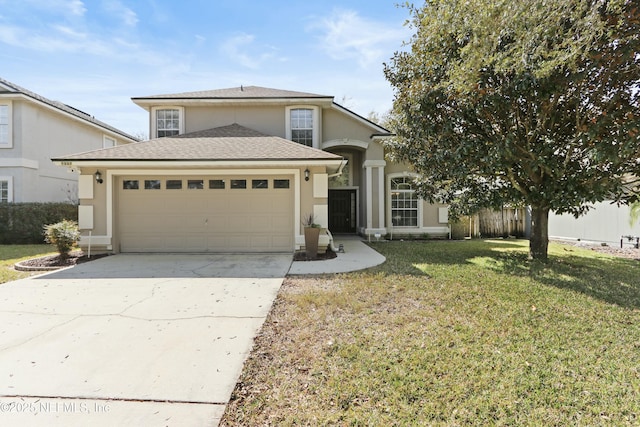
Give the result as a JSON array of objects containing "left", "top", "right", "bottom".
[{"left": 14, "top": 250, "right": 108, "bottom": 271}]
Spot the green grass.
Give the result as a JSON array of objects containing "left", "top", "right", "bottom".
[
  {"left": 222, "top": 240, "right": 640, "bottom": 426},
  {"left": 0, "top": 245, "right": 56, "bottom": 284}
]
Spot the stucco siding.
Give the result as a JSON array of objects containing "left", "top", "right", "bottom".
[
  {"left": 2, "top": 99, "right": 130, "bottom": 203},
  {"left": 185, "top": 105, "right": 286, "bottom": 137},
  {"left": 322, "top": 109, "right": 372, "bottom": 142}
]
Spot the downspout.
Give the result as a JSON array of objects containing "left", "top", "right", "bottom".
[{"left": 328, "top": 159, "right": 348, "bottom": 178}]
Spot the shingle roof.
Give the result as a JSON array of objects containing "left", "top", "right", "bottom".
[
  {"left": 54, "top": 123, "right": 343, "bottom": 162},
  {"left": 0, "top": 77, "right": 138, "bottom": 142},
  {"left": 132, "top": 86, "right": 332, "bottom": 100}
]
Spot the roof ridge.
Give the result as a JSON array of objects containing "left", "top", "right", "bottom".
[
  {"left": 0, "top": 76, "right": 138, "bottom": 142},
  {"left": 132, "top": 85, "right": 333, "bottom": 100}
]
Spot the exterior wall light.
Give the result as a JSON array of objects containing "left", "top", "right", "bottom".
[
  {"left": 94, "top": 170, "right": 103, "bottom": 184},
  {"left": 304, "top": 168, "right": 310, "bottom": 182}
]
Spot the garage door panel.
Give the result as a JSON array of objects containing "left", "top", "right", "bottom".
[{"left": 118, "top": 175, "right": 293, "bottom": 253}]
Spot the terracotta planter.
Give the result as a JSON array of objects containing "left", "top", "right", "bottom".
[{"left": 304, "top": 227, "right": 321, "bottom": 259}]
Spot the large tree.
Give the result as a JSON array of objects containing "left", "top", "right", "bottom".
[{"left": 384, "top": 0, "right": 640, "bottom": 260}]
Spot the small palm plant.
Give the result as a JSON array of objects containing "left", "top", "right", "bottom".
[
  {"left": 44, "top": 220, "right": 81, "bottom": 259},
  {"left": 302, "top": 212, "right": 320, "bottom": 228}
]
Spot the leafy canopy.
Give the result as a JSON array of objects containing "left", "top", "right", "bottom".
[{"left": 384, "top": 0, "right": 640, "bottom": 218}]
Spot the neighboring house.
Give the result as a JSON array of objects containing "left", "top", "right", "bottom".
[
  {"left": 0, "top": 77, "right": 138, "bottom": 203},
  {"left": 549, "top": 202, "right": 639, "bottom": 245},
  {"left": 53, "top": 86, "right": 450, "bottom": 253}
]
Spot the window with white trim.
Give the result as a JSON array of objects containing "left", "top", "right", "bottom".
[
  {"left": 155, "top": 108, "right": 181, "bottom": 137},
  {"left": 290, "top": 108, "right": 313, "bottom": 146},
  {"left": 103, "top": 135, "right": 116, "bottom": 148},
  {"left": 390, "top": 176, "right": 418, "bottom": 227},
  {"left": 0, "top": 104, "right": 11, "bottom": 148},
  {"left": 0, "top": 177, "right": 13, "bottom": 203},
  {"left": 286, "top": 106, "right": 319, "bottom": 148}
]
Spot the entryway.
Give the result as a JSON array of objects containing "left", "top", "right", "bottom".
[{"left": 329, "top": 189, "right": 356, "bottom": 233}]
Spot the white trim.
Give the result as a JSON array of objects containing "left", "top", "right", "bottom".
[
  {"left": 0, "top": 175, "right": 13, "bottom": 202},
  {"left": 363, "top": 161, "right": 386, "bottom": 231},
  {"left": 322, "top": 138, "right": 369, "bottom": 151},
  {"left": 54, "top": 159, "right": 343, "bottom": 169},
  {"left": 0, "top": 158, "right": 39, "bottom": 169},
  {"left": 378, "top": 165, "right": 385, "bottom": 230},
  {"left": 285, "top": 105, "right": 320, "bottom": 148},
  {"left": 151, "top": 106, "right": 184, "bottom": 138},
  {"left": 105, "top": 168, "right": 302, "bottom": 251},
  {"left": 133, "top": 97, "right": 334, "bottom": 109},
  {"left": 366, "top": 166, "right": 373, "bottom": 229},
  {"left": 363, "top": 160, "right": 386, "bottom": 168},
  {"left": 78, "top": 235, "right": 112, "bottom": 248},
  {"left": 0, "top": 101, "right": 12, "bottom": 149},
  {"left": 103, "top": 135, "right": 116, "bottom": 148},
  {"left": 387, "top": 172, "right": 422, "bottom": 229}
]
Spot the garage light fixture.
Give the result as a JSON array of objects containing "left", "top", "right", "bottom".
[
  {"left": 304, "top": 168, "right": 310, "bottom": 181},
  {"left": 94, "top": 170, "right": 103, "bottom": 184}
]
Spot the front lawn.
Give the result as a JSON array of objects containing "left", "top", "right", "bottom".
[
  {"left": 0, "top": 245, "right": 56, "bottom": 284},
  {"left": 222, "top": 239, "right": 640, "bottom": 426}
]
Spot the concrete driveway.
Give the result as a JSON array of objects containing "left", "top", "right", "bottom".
[{"left": 0, "top": 254, "right": 291, "bottom": 426}]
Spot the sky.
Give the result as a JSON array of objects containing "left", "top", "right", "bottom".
[{"left": 0, "top": 0, "right": 413, "bottom": 138}]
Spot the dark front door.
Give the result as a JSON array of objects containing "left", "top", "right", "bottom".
[{"left": 329, "top": 190, "right": 356, "bottom": 233}]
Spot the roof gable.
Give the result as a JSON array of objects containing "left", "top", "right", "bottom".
[
  {"left": 0, "top": 77, "right": 138, "bottom": 142},
  {"left": 54, "top": 123, "right": 343, "bottom": 162}
]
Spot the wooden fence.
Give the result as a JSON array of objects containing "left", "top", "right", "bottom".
[{"left": 477, "top": 207, "right": 526, "bottom": 238}]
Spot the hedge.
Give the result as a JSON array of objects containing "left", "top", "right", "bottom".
[{"left": 0, "top": 203, "right": 78, "bottom": 244}]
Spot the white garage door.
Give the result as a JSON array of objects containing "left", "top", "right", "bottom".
[{"left": 117, "top": 175, "right": 294, "bottom": 253}]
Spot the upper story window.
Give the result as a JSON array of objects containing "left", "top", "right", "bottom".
[
  {"left": 286, "top": 106, "right": 319, "bottom": 148},
  {"left": 157, "top": 109, "right": 180, "bottom": 137},
  {"left": 290, "top": 108, "right": 313, "bottom": 146},
  {"left": 103, "top": 135, "right": 116, "bottom": 148},
  {"left": 151, "top": 106, "right": 184, "bottom": 138},
  {"left": 0, "top": 103, "right": 12, "bottom": 148}
]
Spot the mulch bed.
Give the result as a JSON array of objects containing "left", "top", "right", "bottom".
[
  {"left": 292, "top": 249, "right": 337, "bottom": 261},
  {"left": 16, "top": 250, "right": 109, "bottom": 271}
]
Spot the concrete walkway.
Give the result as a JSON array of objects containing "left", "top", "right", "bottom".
[
  {"left": 289, "top": 235, "right": 386, "bottom": 275},
  {"left": 0, "top": 254, "right": 291, "bottom": 427}
]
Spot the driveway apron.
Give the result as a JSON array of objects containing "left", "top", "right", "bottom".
[{"left": 0, "top": 254, "right": 291, "bottom": 426}]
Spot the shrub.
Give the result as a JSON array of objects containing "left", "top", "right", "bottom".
[
  {"left": 43, "top": 220, "right": 81, "bottom": 258},
  {"left": 0, "top": 203, "right": 77, "bottom": 244}
]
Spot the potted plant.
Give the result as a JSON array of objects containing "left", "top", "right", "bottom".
[{"left": 302, "top": 213, "right": 321, "bottom": 259}]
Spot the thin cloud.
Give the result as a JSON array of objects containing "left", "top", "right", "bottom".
[
  {"left": 102, "top": 0, "right": 138, "bottom": 27},
  {"left": 220, "top": 33, "right": 281, "bottom": 70},
  {"left": 310, "top": 9, "right": 409, "bottom": 68},
  {"left": 13, "top": 0, "right": 87, "bottom": 17}
]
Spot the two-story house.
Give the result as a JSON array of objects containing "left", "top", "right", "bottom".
[
  {"left": 54, "top": 86, "right": 450, "bottom": 253},
  {"left": 0, "top": 77, "right": 138, "bottom": 203}
]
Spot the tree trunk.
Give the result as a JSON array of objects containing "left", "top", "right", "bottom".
[{"left": 529, "top": 205, "right": 550, "bottom": 261}]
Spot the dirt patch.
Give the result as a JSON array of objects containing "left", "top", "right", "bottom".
[{"left": 15, "top": 250, "right": 109, "bottom": 271}]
